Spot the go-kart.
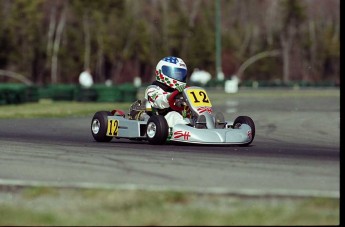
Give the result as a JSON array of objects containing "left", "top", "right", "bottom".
[{"left": 91, "top": 86, "right": 255, "bottom": 146}]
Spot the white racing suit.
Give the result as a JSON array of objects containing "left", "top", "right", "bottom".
[{"left": 145, "top": 84, "right": 190, "bottom": 128}]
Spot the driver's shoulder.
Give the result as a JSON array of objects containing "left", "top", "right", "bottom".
[{"left": 145, "top": 84, "right": 163, "bottom": 94}]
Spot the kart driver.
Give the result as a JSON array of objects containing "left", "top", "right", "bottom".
[{"left": 145, "top": 56, "right": 202, "bottom": 128}]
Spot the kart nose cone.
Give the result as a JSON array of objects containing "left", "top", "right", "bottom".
[
  {"left": 170, "top": 124, "right": 252, "bottom": 144},
  {"left": 225, "top": 124, "right": 252, "bottom": 143}
]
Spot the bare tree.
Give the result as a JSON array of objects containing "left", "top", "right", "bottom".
[
  {"left": 51, "top": 3, "right": 67, "bottom": 84},
  {"left": 237, "top": 50, "right": 281, "bottom": 80},
  {"left": 46, "top": 4, "right": 56, "bottom": 62},
  {"left": 279, "top": 0, "right": 306, "bottom": 83},
  {"left": 83, "top": 12, "right": 91, "bottom": 70}
]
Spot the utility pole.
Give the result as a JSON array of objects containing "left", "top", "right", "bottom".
[{"left": 215, "top": 0, "right": 224, "bottom": 80}]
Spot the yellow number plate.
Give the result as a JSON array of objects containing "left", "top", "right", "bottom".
[
  {"left": 186, "top": 89, "right": 212, "bottom": 107},
  {"left": 106, "top": 119, "right": 119, "bottom": 136}
]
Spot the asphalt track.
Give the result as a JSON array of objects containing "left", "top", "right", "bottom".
[{"left": 0, "top": 88, "right": 340, "bottom": 198}]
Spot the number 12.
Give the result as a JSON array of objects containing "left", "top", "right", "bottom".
[{"left": 190, "top": 91, "right": 209, "bottom": 103}]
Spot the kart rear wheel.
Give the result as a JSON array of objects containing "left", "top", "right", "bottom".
[
  {"left": 91, "top": 111, "right": 113, "bottom": 142},
  {"left": 146, "top": 115, "right": 169, "bottom": 145},
  {"left": 233, "top": 116, "right": 255, "bottom": 146}
]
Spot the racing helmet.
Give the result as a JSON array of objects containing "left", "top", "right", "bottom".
[{"left": 155, "top": 56, "right": 187, "bottom": 89}]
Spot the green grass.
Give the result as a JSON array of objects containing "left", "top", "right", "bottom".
[
  {"left": 0, "top": 99, "right": 130, "bottom": 119},
  {"left": 0, "top": 186, "right": 339, "bottom": 226},
  {"left": 0, "top": 88, "right": 339, "bottom": 119}
]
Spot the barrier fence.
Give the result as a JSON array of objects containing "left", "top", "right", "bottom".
[{"left": 0, "top": 83, "right": 139, "bottom": 105}]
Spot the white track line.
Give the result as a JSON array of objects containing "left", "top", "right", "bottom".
[{"left": 0, "top": 179, "right": 339, "bottom": 198}]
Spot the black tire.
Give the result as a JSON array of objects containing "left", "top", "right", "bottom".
[
  {"left": 146, "top": 115, "right": 169, "bottom": 145},
  {"left": 233, "top": 116, "right": 255, "bottom": 146},
  {"left": 91, "top": 111, "right": 113, "bottom": 142}
]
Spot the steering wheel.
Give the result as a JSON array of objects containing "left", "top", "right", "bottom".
[{"left": 168, "top": 90, "right": 185, "bottom": 112}]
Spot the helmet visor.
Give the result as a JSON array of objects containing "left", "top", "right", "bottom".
[{"left": 162, "top": 66, "right": 187, "bottom": 82}]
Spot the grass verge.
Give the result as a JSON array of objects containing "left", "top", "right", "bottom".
[
  {"left": 0, "top": 88, "right": 339, "bottom": 119},
  {"left": 0, "top": 99, "right": 130, "bottom": 119},
  {"left": 0, "top": 186, "right": 339, "bottom": 226}
]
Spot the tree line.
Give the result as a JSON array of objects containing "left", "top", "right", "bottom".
[{"left": 0, "top": 0, "right": 340, "bottom": 85}]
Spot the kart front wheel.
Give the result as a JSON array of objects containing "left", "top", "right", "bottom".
[
  {"left": 91, "top": 111, "right": 113, "bottom": 142},
  {"left": 146, "top": 115, "right": 169, "bottom": 145},
  {"left": 233, "top": 116, "right": 255, "bottom": 146}
]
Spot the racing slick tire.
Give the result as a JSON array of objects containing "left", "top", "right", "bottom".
[
  {"left": 146, "top": 115, "right": 169, "bottom": 145},
  {"left": 91, "top": 111, "right": 113, "bottom": 142},
  {"left": 233, "top": 116, "right": 255, "bottom": 146}
]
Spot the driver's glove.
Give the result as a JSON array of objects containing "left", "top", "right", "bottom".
[
  {"left": 176, "top": 85, "right": 185, "bottom": 93},
  {"left": 181, "top": 109, "right": 187, "bottom": 118}
]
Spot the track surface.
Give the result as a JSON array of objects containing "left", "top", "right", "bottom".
[{"left": 0, "top": 89, "right": 340, "bottom": 197}]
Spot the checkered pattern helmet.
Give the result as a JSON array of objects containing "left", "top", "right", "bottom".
[{"left": 155, "top": 56, "right": 187, "bottom": 89}]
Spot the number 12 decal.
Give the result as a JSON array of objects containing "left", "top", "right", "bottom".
[
  {"left": 107, "top": 119, "right": 119, "bottom": 136},
  {"left": 190, "top": 91, "right": 209, "bottom": 103},
  {"left": 187, "top": 89, "right": 212, "bottom": 107}
]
